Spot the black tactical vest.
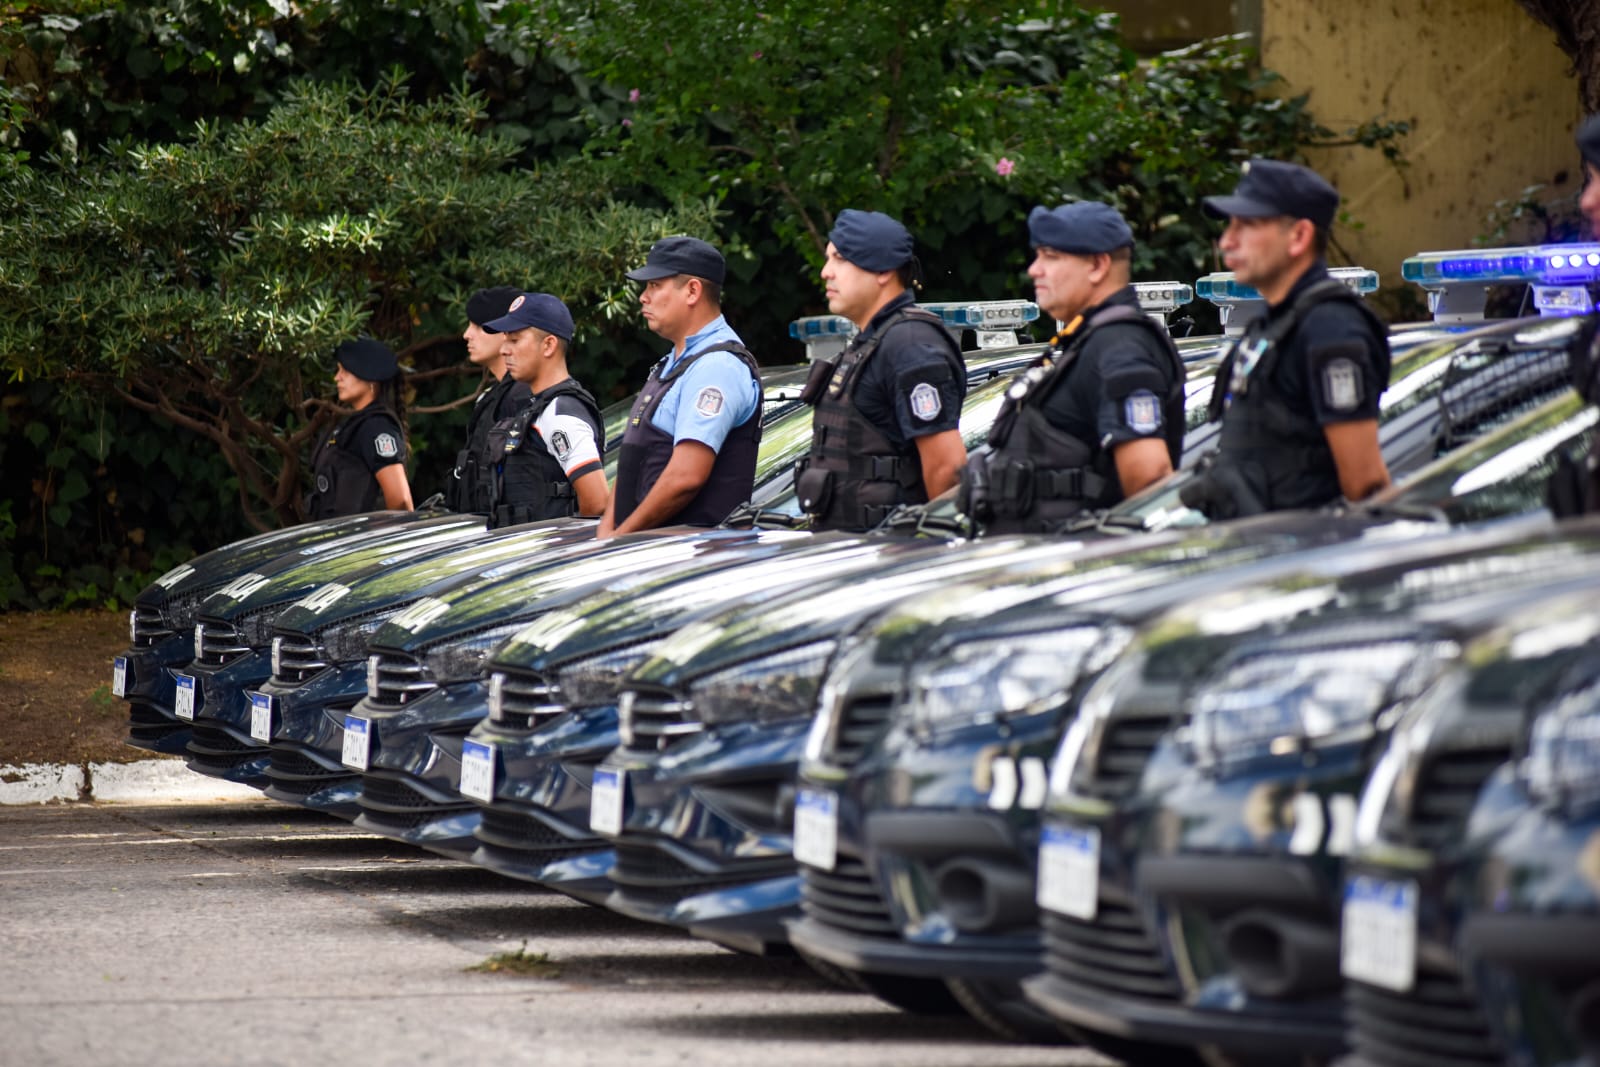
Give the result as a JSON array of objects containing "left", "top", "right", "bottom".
[
  {"left": 1550, "top": 316, "right": 1600, "bottom": 518},
  {"left": 449, "top": 374, "right": 525, "bottom": 514},
  {"left": 1180, "top": 278, "right": 1390, "bottom": 520},
  {"left": 612, "top": 341, "right": 763, "bottom": 528},
  {"left": 965, "top": 303, "right": 1185, "bottom": 535},
  {"left": 796, "top": 306, "right": 965, "bottom": 532},
  {"left": 484, "top": 378, "right": 604, "bottom": 529},
  {"left": 307, "top": 406, "right": 403, "bottom": 519}
]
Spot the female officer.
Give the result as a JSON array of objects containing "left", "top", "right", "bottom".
[{"left": 306, "top": 337, "right": 415, "bottom": 517}]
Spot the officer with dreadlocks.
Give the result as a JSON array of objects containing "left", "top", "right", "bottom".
[
  {"left": 796, "top": 209, "right": 967, "bottom": 532},
  {"left": 1551, "top": 115, "right": 1600, "bottom": 517},
  {"left": 959, "top": 201, "right": 1184, "bottom": 534},
  {"left": 447, "top": 285, "right": 531, "bottom": 515},
  {"left": 1180, "top": 160, "right": 1391, "bottom": 519},
  {"left": 480, "top": 292, "right": 609, "bottom": 527}
]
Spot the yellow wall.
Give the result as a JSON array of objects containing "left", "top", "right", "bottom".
[{"left": 1259, "top": 0, "right": 1582, "bottom": 289}]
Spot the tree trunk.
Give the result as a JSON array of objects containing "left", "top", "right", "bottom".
[{"left": 1518, "top": 0, "right": 1600, "bottom": 112}]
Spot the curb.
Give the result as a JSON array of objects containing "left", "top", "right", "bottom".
[{"left": 0, "top": 761, "right": 263, "bottom": 806}]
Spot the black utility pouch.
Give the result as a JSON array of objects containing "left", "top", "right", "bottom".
[
  {"left": 798, "top": 358, "right": 839, "bottom": 405},
  {"left": 796, "top": 466, "right": 835, "bottom": 516}
]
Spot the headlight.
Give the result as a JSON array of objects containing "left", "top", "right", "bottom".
[
  {"left": 420, "top": 622, "right": 531, "bottom": 685},
  {"left": 906, "top": 626, "right": 1125, "bottom": 734},
  {"left": 1524, "top": 681, "right": 1600, "bottom": 813},
  {"left": 553, "top": 641, "right": 663, "bottom": 708},
  {"left": 239, "top": 606, "right": 284, "bottom": 649},
  {"left": 321, "top": 608, "right": 403, "bottom": 664},
  {"left": 1189, "top": 640, "right": 1445, "bottom": 771},
  {"left": 690, "top": 641, "right": 837, "bottom": 725}
]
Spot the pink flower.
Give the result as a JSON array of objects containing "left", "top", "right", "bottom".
[
  {"left": 752, "top": 51, "right": 763, "bottom": 59},
  {"left": 628, "top": 88, "right": 640, "bottom": 103},
  {"left": 622, "top": 118, "right": 633, "bottom": 128},
  {"left": 995, "top": 157, "right": 1015, "bottom": 177}
]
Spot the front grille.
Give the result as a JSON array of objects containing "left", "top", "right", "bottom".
[
  {"left": 828, "top": 696, "right": 893, "bottom": 769},
  {"left": 1345, "top": 965, "right": 1504, "bottom": 1066},
  {"left": 476, "top": 807, "right": 599, "bottom": 862},
  {"left": 185, "top": 721, "right": 266, "bottom": 772},
  {"left": 136, "top": 583, "right": 227, "bottom": 647},
  {"left": 1080, "top": 714, "right": 1172, "bottom": 801},
  {"left": 609, "top": 840, "right": 758, "bottom": 902},
  {"left": 367, "top": 651, "right": 435, "bottom": 708},
  {"left": 619, "top": 686, "right": 701, "bottom": 752},
  {"left": 1040, "top": 899, "right": 1182, "bottom": 1001},
  {"left": 131, "top": 604, "right": 171, "bottom": 648},
  {"left": 1405, "top": 746, "right": 1509, "bottom": 850},
  {"left": 194, "top": 617, "right": 252, "bottom": 668},
  {"left": 357, "top": 775, "right": 471, "bottom": 830},
  {"left": 489, "top": 668, "right": 563, "bottom": 728},
  {"left": 126, "top": 702, "right": 188, "bottom": 743},
  {"left": 272, "top": 630, "right": 328, "bottom": 684},
  {"left": 799, "top": 856, "right": 896, "bottom": 937},
  {"left": 266, "top": 748, "right": 350, "bottom": 790}
]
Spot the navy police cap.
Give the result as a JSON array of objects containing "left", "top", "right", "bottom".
[
  {"left": 828, "top": 209, "right": 915, "bottom": 272},
  {"left": 1578, "top": 114, "right": 1600, "bottom": 168},
  {"left": 466, "top": 286, "right": 523, "bottom": 332},
  {"left": 1028, "top": 201, "right": 1134, "bottom": 254},
  {"left": 484, "top": 292, "right": 576, "bottom": 342},
  {"left": 1203, "top": 159, "right": 1340, "bottom": 230},
  {"left": 334, "top": 337, "right": 399, "bottom": 383},
  {"left": 625, "top": 236, "right": 726, "bottom": 286}
]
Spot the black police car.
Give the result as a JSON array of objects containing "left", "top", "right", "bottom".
[{"left": 1343, "top": 576, "right": 1600, "bottom": 1066}]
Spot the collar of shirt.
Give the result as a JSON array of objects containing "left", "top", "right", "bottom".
[
  {"left": 1266, "top": 260, "right": 1331, "bottom": 319},
  {"left": 1050, "top": 286, "right": 1141, "bottom": 345},
  {"left": 664, "top": 314, "right": 741, "bottom": 374},
  {"left": 857, "top": 291, "right": 918, "bottom": 343}
]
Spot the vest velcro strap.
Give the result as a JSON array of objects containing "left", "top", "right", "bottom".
[
  {"left": 1033, "top": 467, "right": 1105, "bottom": 501},
  {"left": 861, "top": 504, "right": 897, "bottom": 529},
  {"left": 867, "top": 455, "right": 906, "bottom": 480}
]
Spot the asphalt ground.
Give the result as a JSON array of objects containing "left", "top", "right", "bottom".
[{"left": 0, "top": 799, "right": 1112, "bottom": 1067}]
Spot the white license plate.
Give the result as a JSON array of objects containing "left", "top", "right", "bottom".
[
  {"left": 459, "top": 739, "right": 496, "bottom": 803},
  {"left": 112, "top": 657, "right": 128, "bottom": 698},
  {"left": 341, "top": 715, "right": 371, "bottom": 771},
  {"left": 1341, "top": 875, "right": 1418, "bottom": 992},
  {"left": 1037, "top": 824, "right": 1100, "bottom": 920},
  {"left": 589, "top": 767, "right": 625, "bottom": 836},
  {"left": 174, "top": 673, "right": 197, "bottom": 721},
  {"left": 792, "top": 787, "right": 839, "bottom": 871},
  {"left": 249, "top": 691, "right": 274, "bottom": 743}
]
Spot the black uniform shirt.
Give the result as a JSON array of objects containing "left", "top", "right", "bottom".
[
  {"left": 1258, "top": 263, "right": 1387, "bottom": 425},
  {"left": 346, "top": 408, "right": 407, "bottom": 472},
  {"left": 1039, "top": 286, "right": 1179, "bottom": 452},
  {"left": 850, "top": 291, "right": 966, "bottom": 448}
]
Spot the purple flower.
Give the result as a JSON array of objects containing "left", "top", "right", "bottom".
[
  {"left": 628, "top": 88, "right": 640, "bottom": 103},
  {"left": 995, "top": 157, "right": 1015, "bottom": 177},
  {"left": 622, "top": 118, "right": 633, "bottom": 128},
  {"left": 752, "top": 51, "right": 763, "bottom": 59}
]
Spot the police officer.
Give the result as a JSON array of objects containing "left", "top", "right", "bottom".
[
  {"left": 481, "top": 292, "right": 610, "bottom": 526},
  {"left": 447, "top": 285, "right": 532, "bottom": 514},
  {"left": 1179, "top": 160, "right": 1392, "bottom": 519},
  {"left": 796, "top": 209, "right": 967, "bottom": 532},
  {"left": 960, "top": 201, "right": 1185, "bottom": 534},
  {"left": 597, "top": 236, "right": 762, "bottom": 538},
  {"left": 1552, "top": 115, "right": 1600, "bottom": 516},
  {"left": 307, "top": 338, "right": 415, "bottom": 518}
]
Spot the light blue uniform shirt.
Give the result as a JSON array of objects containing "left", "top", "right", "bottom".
[{"left": 650, "top": 315, "right": 761, "bottom": 452}]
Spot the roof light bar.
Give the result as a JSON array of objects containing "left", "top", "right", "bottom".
[
  {"left": 1196, "top": 268, "right": 1379, "bottom": 334},
  {"left": 1402, "top": 244, "right": 1600, "bottom": 321},
  {"left": 788, "top": 315, "right": 856, "bottom": 362},
  {"left": 923, "top": 300, "right": 1040, "bottom": 350}
]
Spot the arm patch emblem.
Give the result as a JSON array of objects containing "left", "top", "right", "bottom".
[
  {"left": 1322, "top": 358, "right": 1361, "bottom": 412},
  {"left": 909, "top": 381, "right": 942, "bottom": 421},
  {"left": 1123, "top": 389, "right": 1162, "bottom": 434},
  {"left": 374, "top": 433, "right": 400, "bottom": 459},
  {"left": 694, "top": 386, "right": 725, "bottom": 416}
]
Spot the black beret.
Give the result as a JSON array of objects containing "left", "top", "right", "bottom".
[
  {"left": 334, "top": 337, "right": 399, "bottom": 382},
  {"left": 484, "top": 292, "right": 576, "bottom": 342},
  {"left": 1203, "top": 159, "right": 1340, "bottom": 230},
  {"left": 827, "top": 209, "right": 915, "bottom": 272},
  {"left": 1028, "top": 201, "right": 1134, "bottom": 254},
  {"left": 466, "top": 286, "right": 523, "bottom": 331},
  {"left": 625, "top": 236, "right": 726, "bottom": 286}
]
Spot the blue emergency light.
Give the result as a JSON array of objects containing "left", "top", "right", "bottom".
[
  {"left": 1402, "top": 244, "right": 1600, "bottom": 320},
  {"left": 922, "top": 300, "right": 1040, "bottom": 350},
  {"left": 1134, "top": 282, "right": 1195, "bottom": 314},
  {"left": 788, "top": 315, "right": 856, "bottom": 362},
  {"left": 1196, "top": 268, "right": 1379, "bottom": 334}
]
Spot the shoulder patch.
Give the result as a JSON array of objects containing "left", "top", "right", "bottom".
[
  {"left": 550, "top": 430, "right": 572, "bottom": 461},
  {"left": 1123, "top": 389, "right": 1162, "bottom": 434},
  {"left": 1322, "top": 357, "right": 1361, "bottom": 412},
  {"left": 374, "top": 432, "right": 400, "bottom": 459},
  {"left": 694, "top": 386, "right": 725, "bottom": 417},
  {"left": 909, "top": 381, "right": 942, "bottom": 421}
]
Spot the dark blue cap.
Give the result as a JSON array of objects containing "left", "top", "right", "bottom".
[
  {"left": 334, "top": 338, "right": 399, "bottom": 382},
  {"left": 625, "top": 236, "right": 726, "bottom": 286},
  {"left": 1027, "top": 201, "right": 1134, "bottom": 254},
  {"left": 828, "top": 209, "right": 915, "bottom": 272},
  {"left": 1578, "top": 114, "right": 1600, "bottom": 168},
  {"left": 484, "top": 292, "right": 575, "bottom": 342},
  {"left": 466, "top": 286, "right": 523, "bottom": 332},
  {"left": 1203, "top": 159, "right": 1340, "bottom": 230}
]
